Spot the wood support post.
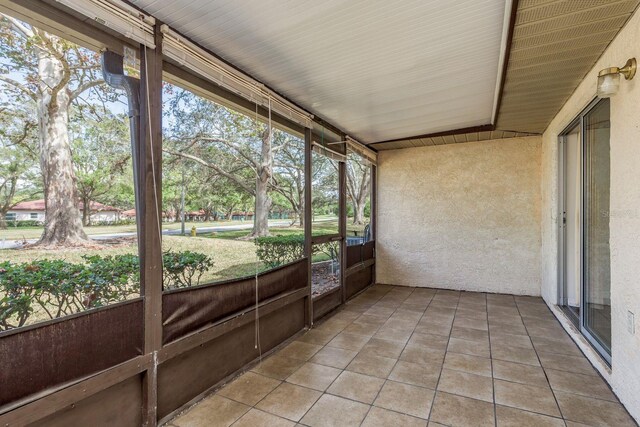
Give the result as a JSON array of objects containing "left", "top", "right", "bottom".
[
  {"left": 304, "top": 128, "right": 313, "bottom": 327},
  {"left": 339, "top": 158, "right": 347, "bottom": 304},
  {"left": 139, "top": 25, "right": 163, "bottom": 427}
]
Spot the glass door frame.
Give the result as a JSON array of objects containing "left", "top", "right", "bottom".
[
  {"left": 558, "top": 118, "right": 581, "bottom": 328},
  {"left": 558, "top": 97, "right": 612, "bottom": 365}
]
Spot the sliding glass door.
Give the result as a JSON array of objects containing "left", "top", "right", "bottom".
[
  {"left": 583, "top": 99, "right": 612, "bottom": 355},
  {"left": 559, "top": 98, "right": 611, "bottom": 362}
]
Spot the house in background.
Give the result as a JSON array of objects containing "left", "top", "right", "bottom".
[{"left": 6, "top": 199, "right": 121, "bottom": 224}]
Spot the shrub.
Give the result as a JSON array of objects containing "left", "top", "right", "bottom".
[
  {"left": 0, "top": 250, "right": 213, "bottom": 331},
  {"left": 91, "top": 219, "right": 136, "bottom": 226},
  {"left": 5, "top": 220, "right": 43, "bottom": 228},
  {"left": 82, "top": 254, "right": 140, "bottom": 306},
  {"left": 162, "top": 250, "right": 213, "bottom": 290},
  {"left": 255, "top": 234, "right": 305, "bottom": 268}
]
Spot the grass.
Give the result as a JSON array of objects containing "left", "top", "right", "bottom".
[
  {"left": 0, "top": 235, "right": 261, "bottom": 284},
  {"left": 0, "top": 218, "right": 369, "bottom": 328},
  {"left": 0, "top": 219, "right": 258, "bottom": 240},
  {"left": 0, "top": 216, "right": 370, "bottom": 280}
]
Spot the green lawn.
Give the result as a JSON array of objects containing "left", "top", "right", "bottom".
[
  {"left": 0, "top": 217, "right": 369, "bottom": 277},
  {"left": 0, "top": 219, "right": 258, "bottom": 240}
]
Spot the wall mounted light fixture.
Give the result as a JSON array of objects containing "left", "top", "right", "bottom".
[{"left": 597, "top": 58, "right": 636, "bottom": 98}]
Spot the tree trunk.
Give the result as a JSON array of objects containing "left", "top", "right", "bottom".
[
  {"left": 0, "top": 210, "right": 7, "bottom": 230},
  {"left": 353, "top": 199, "right": 366, "bottom": 225},
  {"left": 82, "top": 195, "right": 90, "bottom": 226},
  {"left": 35, "top": 49, "right": 90, "bottom": 247},
  {"left": 249, "top": 129, "right": 273, "bottom": 237}
]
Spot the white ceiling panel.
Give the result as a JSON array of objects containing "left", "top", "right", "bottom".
[{"left": 135, "top": 0, "right": 509, "bottom": 143}]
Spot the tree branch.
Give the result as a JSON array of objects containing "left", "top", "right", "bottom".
[
  {"left": 69, "top": 79, "right": 105, "bottom": 102},
  {"left": 163, "top": 148, "right": 256, "bottom": 196},
  {"left": 0, "top": 75, "right": 37, "bottom": 101}
]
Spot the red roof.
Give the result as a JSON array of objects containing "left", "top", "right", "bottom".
[{"left": 12, "top": 199, "right": 120, "bottom": 212}]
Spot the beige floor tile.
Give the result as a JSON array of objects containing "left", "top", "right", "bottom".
[
  {"left": 545, "top": 368, "right": 617, "bottom": 402},
  {"left": 450, "top": 326, "right": 489, "bottom": 342},
  {"left": 297, "top": 329, "right": 338, "bottom": 346},
  {"left": 491, "top": 343, "right": 540, "bottom": 366},
  {"left": 278, "top": 341, "right": 323, "bottom": 361},
  {"left": 490, "top": 332, "right": 533, "bottom": 349},
  {"left": 313, "top": 320, "right": 347, "bottom": 335},
  {"left": 364, "top": 306, "right": 395, "bottom": 318},
  {"left": 430, "top": 391, "right": 495, "bottom": 427},
  {"left": 232, "top": 408, "right": 295, "bottom": 427},
  {"left": 555, "top": 391, "right": 636, "bottom": 427},
  {"left": 373, "top": 326, "right": 413, "bottom": 342},
  {"left": 443, "top": 352, "right": 492, "bottom": 377},
  {"left": 300, "top": 394, "right": 370, "bottom": 426},
  {"left": 424, "top": 306, "right": 456, "bottom": 317},
  {"left": 218, "top": 372, "right": 280, "bottom": 406},
  {"left": 343, "top": 322, "right": 380, "bottom": 336},
  {"left": 531, "top": 335, "right": 583, "bottom": 356},
  {"left": 346, "top": 353, "right": 397, "bottom": 378},
  {"left": 490, "top": 323, "right": 529, "bottom": 336},
  {"left": 437, "top": 368, "right": 493, "bottom": 402},
  {"left": 537, "top": 351, "right": 597, "bottom": 376},
  {"left": 492, "top": 359, "right": 548, "bottom": 387},
  {"left": 494, "top": 379, "right": 561, "bottom": 417},
  {"left": 172, "top": 395, "right": 249, "bottom": 427},
  {"left": 384, "top": 318, "right": 419, "bottom": 330},
  {"left": 252, "top": 355, "right": 305, "bottom": 380},
  {"left": 255, "top": 382, "right": 321, "bottom": 421},
  {"left": 361, "top": 406, "right": 428, "bottom": 427},
  {"left": 355, "top": 314, "right": 390, "bottom": 327},
  {"left": 414, "top": 321, "right": 453, "bottom": 337},
  {"left": 359, "top": 337, "right": 406, "bottom": 358},
  {"left": 391, "top": 309, "right": 424, "bottom": 321},
  {"left": 388, "top": 360, "right": 441, "bottom": 389},
  {"left": 447, "top": 337, "right": 490, "bottom": 358},
  {"left": 525, "top": 324, "right": 565, "bottom": 338},
  {"left": 309, "top": 346, "right": 358, "bottom": 369},
  {"left": 408, "top": 332, "right": 449, "bottom": 351},
  {"left": 326, "top": 371, "right": 385, "bottom": 404},
  {"left": 286, "top": 362, "right": 342, "bottom": 391},
  {"left": 373, "top": 380, "right": 434, "bottom": 419},
  {"left": 488, "top": 314, "right": 522, "bottom": 326},
  {"left": 495, "top": 405, "right": 565, "bottom": 427},
  {"left": 453, "top": 316, "right": 488, "bottom": 331},
  {"left": 327, "top": 331, "right": 371, "bottom": 351},
  {"left": 400, "top": 344, "right": 446, "bottom": 365}
]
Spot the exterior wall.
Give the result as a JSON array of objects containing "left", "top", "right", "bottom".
[
  {"left": 6, "top": 210, "right": 119, "bottom": 223},
  {"left": 90, "top": 211, "right": 119, "bottom": 222},
  {"left": 377, "top": 136, "right": 542, "bottom": 295},
  {"left": 6, "top": 211, "right": 45, "bottom": 222},
  {"left": 540, "top": 9, "right": 640, "bottom": 421}
]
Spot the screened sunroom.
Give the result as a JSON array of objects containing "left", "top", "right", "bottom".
[{"left": 0, "top": 1, "right": 639, "bottom": 426}]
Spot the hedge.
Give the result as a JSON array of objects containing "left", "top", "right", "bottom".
[
  {"left": 0, "top": 251, "right": 213, "bottom": 331},
  {"left": 255, "top": 234, "right": 304, "bottom": 268},
  {"left": 255, "top": 235, "right": 339, "bottom": 268}
]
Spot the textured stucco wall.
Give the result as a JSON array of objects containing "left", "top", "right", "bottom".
[
  {"left": 377, "top": 136, "right": 542, "bottom": 295},
  {"left": 540, "top": 9, "right": 640, "bottom": 421}
]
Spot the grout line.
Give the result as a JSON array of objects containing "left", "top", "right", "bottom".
[
  {"left": 485, "top": 291, "right": 497, "bottom": 427},
  {"left": 356, "top": 286, "right": 420, "bottom": 426},
  {"left": 513, "top": 297, "right": 568, "bottom": 427},
  {"left": 426, "top": 289, "right": 460, "bottom": 425}
]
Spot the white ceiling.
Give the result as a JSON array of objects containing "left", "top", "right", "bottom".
[{"left": 135, "top": 0, "right": 509, "bottom": 143}]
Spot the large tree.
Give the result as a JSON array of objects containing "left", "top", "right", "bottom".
[
  {"left": 71, "top": 113, "right": 130, "bottom": 225},
  {"left": 0, "top": 16, "right": 116, "bottom": 246},
  {"left": 346, "top": 153, "right": 372, "bottom": 225},
  {"left": 163, "top": 87, "right": 295, "bottom": 237},
  {"left": 0, "top": 108, "right": 39, "bottom": 228}
]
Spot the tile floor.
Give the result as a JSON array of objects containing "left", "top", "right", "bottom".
[{"left": 166, "top": 285, "right": 637, "bottom": 427}]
